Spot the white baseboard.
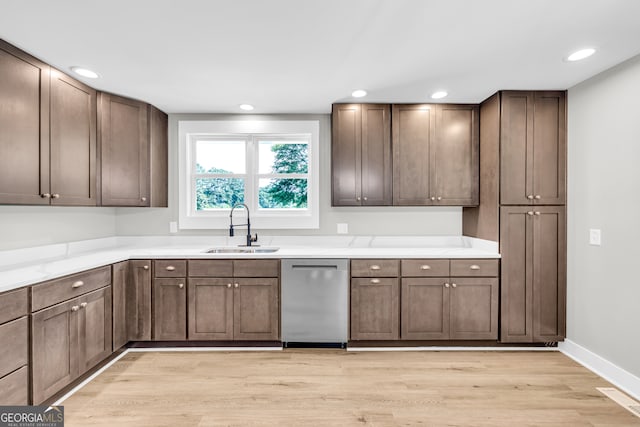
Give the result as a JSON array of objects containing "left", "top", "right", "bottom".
[{"left": 559, "top": 339, "right": 640, "bottom": 401}]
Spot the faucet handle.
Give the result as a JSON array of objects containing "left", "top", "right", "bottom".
[{"left": 250, "top": 233, "right": 258, "bottom": 242}]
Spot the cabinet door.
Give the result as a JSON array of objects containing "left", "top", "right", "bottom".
[
  {"left": 500, "top": 206, "right": 533, "bottom": 342},
  {"left": 233, "top": 278, "right": 279, "bottom": 341},
  {"left": 500, "top": 91, "right": 533, "bottom": 205},
  {"left": 49, "top": 69, "right": 97, "bottom": 206},
  {"left": 153, "top": 278, "right": 187, "bottom": 340},
  {"left": 350, "top": 278, "right": 399, "bottom": 340},
  {"left": 0, "top": 40, "right": 50, "bottom": 205},
  {"left": 79, "top": 287, "right": 112, "bottom": 373},
  {"left": 432, "top": 104, "right": 479, "bottom": 206},
  {"left": 449, "top": 278, "right": 498, "bottom": 340},
  {"left": 112, "top": 262, "right": 128, "bottom": 350},
  {"left": 401, "top": 278, "right": 449, "bottom": 340},
  {"left": 99, "top": 93, "right": 149, "bottom": 206},
  {"left": 188, "top": 278, "right": 233, "bottom": 340},
  {"left": 392, "top": 104, "right": 435, "bottom": 205},
  {"left": 361, "top": 104, "right": 391, "bottom": 205},
  {"left": 332, "top": 104, "right": 362, "bottom": 206},
  {"left": 128, "top": 260, "right": 152, "bottom": 341},
  {"left": 532, "top": 206, "right": 566, "bottom": 342},
  {"left": 532, "top": 92, "right": 566, "bottom": 205},
  {"left": 31, "top": 298, "right": 80, "bottom": 404},
  {"left": 149, "top": 106, "right": 168, "bottom": 207}
]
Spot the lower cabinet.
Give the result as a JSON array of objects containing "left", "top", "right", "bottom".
[
  {"left": 350, "top": 277, "right": 399, "bottom": 340},
  {"left": 128, "top": 260, "right": 152, "bottom": 341},
  {"left": 112, "top": 261, "right": 128, "bottom": 350},
  {"left": 0, "top": 287, "right": 29, "bottom": 405},
  {"left": 31, "top": 286, "right": 112, "bottom": 404},
  {"left": 153, "top": 278, "right": 187, "bottom": 340}
]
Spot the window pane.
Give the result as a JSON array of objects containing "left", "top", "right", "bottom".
[
  {"left": 258, "top": 141, "right": 308, "bottom": 174},
  {"left": 258, "top": 178, "right": 307, "bottom": 209},
  {"left": 196, "top": 178, "right": 244, "bottom": 210},
  {"left": 196, "top": 140, "right": 245, "bottom": 174}
]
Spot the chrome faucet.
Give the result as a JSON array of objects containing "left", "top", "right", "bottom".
[{"left": 229, "top": 203, "right": 258, "bottom": 247}]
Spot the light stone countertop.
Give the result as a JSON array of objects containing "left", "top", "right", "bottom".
[{"left": 0, "top": 235, "right": 499, "bottom": 293}]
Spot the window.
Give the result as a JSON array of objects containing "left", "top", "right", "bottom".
[{"left": 179, "top": 120, "right": 319, "bottom": 229}]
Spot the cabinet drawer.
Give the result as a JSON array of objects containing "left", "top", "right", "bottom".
[
  {"left": 0, "top": 366, "right": 28, "bottom": 406},
  {"left": 0, "top": 288, "right": 28, "bottom": 324},
  {"left": 401, "top": 259, "right": 450, "bottom": 277},
  {"left": 154, "top": 260, "right": 187, "bottom": 277},
  {"left": 233, "top": 260, "right": 280, "bottom": 278},
  {"left": 32, "top": 266, "right": 111, "bottom": 311},
  {"left": 351, "top": 259, "right": 399, "bottom": 277},
  {"left": 450, "top": 259, "right": 499, "bottom": 277},
  {"left": 189, "top": 260, "right": 233, "bottom": 277},
  {"left": 0, "top": 317, "right": 28, "bottom": 378}
]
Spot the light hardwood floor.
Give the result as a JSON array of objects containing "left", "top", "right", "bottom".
[{"left": 62, "top": 349, "right": 639, "bottom": 426}]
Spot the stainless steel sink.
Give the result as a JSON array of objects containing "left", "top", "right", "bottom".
[{"left": 204, "top": 247, "right": 279, "bottom": 254}]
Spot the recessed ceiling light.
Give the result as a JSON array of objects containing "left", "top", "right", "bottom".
[
  {"left": 351, "top": 89, "right": 367, "bottom": 98},
  {"left": 567, "top": 48, "right": 596, "bottom": 62},
  {"left": 239, "top": 104, "right": 254, "bottom": 111},
  {"left": 70, "top": 66, "right": 99, "bottom": 79},
  {"left": 431, "top": 91, "right": 448, "bottom": 99}
]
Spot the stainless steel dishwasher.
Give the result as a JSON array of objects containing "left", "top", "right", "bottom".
[{"left": 281, "top": 259, "right": 349, "bottom": 347}]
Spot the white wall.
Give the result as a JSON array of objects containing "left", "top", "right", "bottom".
[
  {"left": 567, "top": 54, "right": 640, "bottom": 378},
  {"left": 0, "top": 206, "right": 116, "bottom": 250},
  {"left": 115, "top": 113, "right": 462, "bottom": 237}
]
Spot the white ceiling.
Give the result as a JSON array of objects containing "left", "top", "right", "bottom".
[{"left": 2, "top": 0, "right": 640, "bottom": 114}]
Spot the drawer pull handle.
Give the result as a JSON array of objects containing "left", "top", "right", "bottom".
[
  {"left": 72, "top": 281, "right": 84, "bottom": 288},
  {"left": 370, "top": 265, "right": 381, "bottom": 270},
  {"left": 452, "top": 283, "right": 457, "bottom": 288},
  {"left": 420, "top": 265, "right": 431, "bottom": 270},
  {"left": 470, "top": 265, "right": 480, "bottom": 270},
  {"left": 80, "top": 302, "right": 88, "bottom": 308},
  {"left": 227, "top": 283, "right": 232, "bottom": 288},
  {"left": 444, "top": 283, "right": 450, "bottom": 288},
  {"left": 71, "top": 305, "right": 79, "bottom": 312},
  {"left": 370, "top": 279, "right": 380, "bottom": 284},
  {"left": 165, "top": 266, "right": 176, "bottom": 271},
  {"left": 234, "top": 283, "right": 239, "bottom": 288},
  {"left": 178, "top": 283, "right": 184, "bottom": 289}
]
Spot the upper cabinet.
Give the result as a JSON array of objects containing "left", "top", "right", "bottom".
[
  {"left": 500, "top": 91, "right": 566, "bottom": 205},
  {"left": 0, "top": 39, "right": 167, "bottom": 208},
  {"left": 0, "top": 40, "right": 51, "bottom": 205},
  {"left": 392, "top": 104, "right": 479, "bottom": 206},
  {"left": 98, "top": 93, "right": 168, "bottom": 207},
  {"left": 332, "top": 104, "right": 392, "bottom": 206}
]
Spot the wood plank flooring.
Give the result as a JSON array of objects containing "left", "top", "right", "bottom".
[{"left": 61, "top": 349, "right": 639, "bottom": 426}]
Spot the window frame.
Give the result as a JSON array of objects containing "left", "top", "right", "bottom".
[{"left": 178, "top": 120, "right": 320, "bottom": 230}]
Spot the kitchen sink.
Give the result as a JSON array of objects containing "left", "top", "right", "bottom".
[{"left": 203, "top": 247, "right": 279, "bottom": 254}]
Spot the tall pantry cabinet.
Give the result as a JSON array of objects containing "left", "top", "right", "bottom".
[{"left": 463, "top": 91, "right": 567, "bottom": 343}]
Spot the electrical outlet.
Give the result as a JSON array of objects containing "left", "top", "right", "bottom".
[
  {"left": 337, "top": 223, "right": 348, "bottom": 234},
  {"left": 169, "top": 221, "right": 178, "bottom": 234},
  {"left": 589, "top": 228, "right": 601, "bottom": 246}
]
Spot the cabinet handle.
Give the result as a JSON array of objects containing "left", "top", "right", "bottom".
[
  {"left": 80, "top": 302, "right": 88, "bottom": 308},
  {"left": 527, "top": 211, "right": 534, "bottom": 216},
  {"left": 143, "top": 265, "right": 149, "bottom": 270},
  {"left": 452, "top": 283, "right": 457, "bottom": 288},
  {"left": 534, "top": 195, "right": 541, "bottom": 200},
  {"left": 363, "top": 197, "right": 368, "bottom": 201},
  {"left": 420, "top": 265, "right": 431, "bottom": 270},
  {"left": 71, "top": 305, "right": 79, "bottom": 312},
  {"left": 534, "top": 211, "right": 541, "bottom": 216},
  {"left": 356, "top": 197, "right": 361, "bottom": 201},
  {"left": 227, "top": 283, "right": 232, "bottom": 288},
  {"left": 165, "top": 266, "right": 176, "bottom": 271},
  {"left": 369, "top": 265, "right": 381, "bottom": 270},
  {"left": 72, "top": 280, "right": 84, "bottom": 288},
  {"left": 370, "top": 279, "right": 381, "bottom": 284},
  {"left": 40, "top": 193, "right": 51, "bottom": 198},
  {"left": 444, "top": 283, "right": 450, "bottom": 288},
  {"left": 430, "top": 196, "right": 436, "bottom": 201},
  {"left": 527, "top": 195, "right": 534, "bottom": 200},
  {"left": 470, "top": 265, "right": 480, "bottom": 270},
  {"left": 437, "top": 196, "right": 442, "bottom": 201},
  {"left": 234, "top": 283, "right": 239, "bottom": 288},
  {"left": 178, "top": 283, "right": 184, "bottom": 289},
  {"left": 51, "top": 193, "right": 60, "bottom": 199},
  {"left": 141, "top": 197, "right": 147, "bottom": 202}
]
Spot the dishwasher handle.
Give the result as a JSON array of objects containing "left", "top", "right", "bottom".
[{"left": 291, "top": 265, "right": 339, "bottom": 270}]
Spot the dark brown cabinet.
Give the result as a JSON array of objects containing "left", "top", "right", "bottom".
[
  {"left": 392, "top": 104, "right": 479, "bottom": 206},
  {"left": 350, "top": 260, "right": 400, "bottom": 340},
  {"left": 153, "top": 278, "right": 187, "bottom": 340},
  {"left": 49, "top": 69, "right": 97, "bottom": 205},
  {"left": 0, "top": 288, "right": 29, "bottom": 405},
  {"left": 112, "top": 261, "right": 128, "bottom": 350},
  {"left": 31, "top": 286, "right": 112, "bottom": 404},
  {"left": 128, "top": 260, "right": 152, "bottom": 341},
  {"left": 332, "top": 104, "right": 392, "bottom": 206},
  {"left": 187, "top": 260, "right": 280, "bottom": 341},
  {"left": 500, "top": 206, "right": 566, "bottom": 343},
  {"left": 500, "top": 91, "right": 566, "bottom": 205},
  {"left": 401, "top": 278, "right": 448, "bottom": 339}
]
